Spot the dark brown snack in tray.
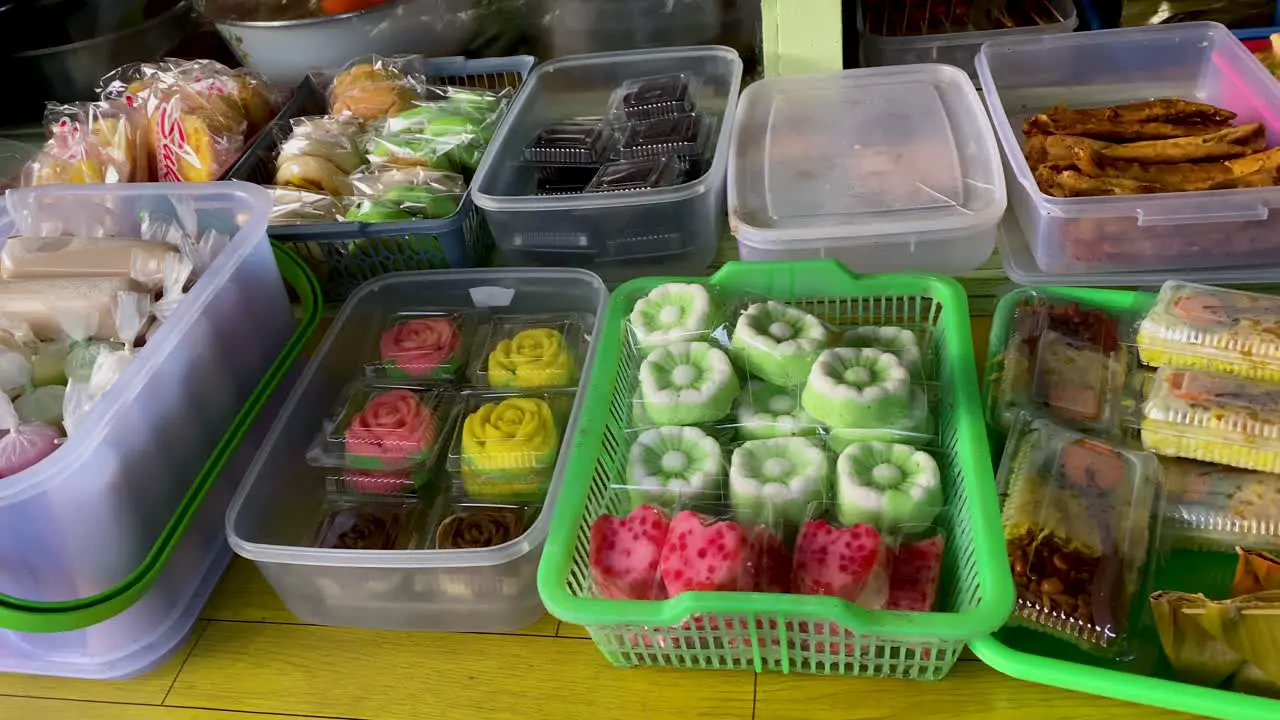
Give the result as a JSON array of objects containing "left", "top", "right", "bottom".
[
  {"left": 1023, "top": 100, "right": 1237, "bottom": 138},
  {"left": 436, "top": 506, "right": 529, "bottom": 549},
  {"left": 315, "top": 503, "right": 413, "bottom": 550}
]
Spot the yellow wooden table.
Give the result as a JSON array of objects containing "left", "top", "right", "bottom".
[{"left": 0, "top": 319, "right": 1197, "bottom": 720}]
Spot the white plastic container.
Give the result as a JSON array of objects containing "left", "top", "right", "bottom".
[
  {"left": 978, "top": 22, "right": 1280, "bottom": 275},
  {"left": 0, "top": 182, "right": 293, "bottom": 608},
  {"left": 471, "top": 47, "right": 743, "bottom": 285},
  {"left": 227, "top": 268, "right": 608, "bottom": 632},
  {"left": 858, "top": 0, "right": 1077, "bottom": 80},
  {"left": 728, "top": 64, "right": 1005, "bottom": 274}
]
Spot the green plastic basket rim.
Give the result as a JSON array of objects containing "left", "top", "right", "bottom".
[
  {"left": 979, "top": 284, "right": 1279, "bottom": 720},
  {"left": 0, "top": 243, "right": 322, "bottom": 633},
  {"left": 537, "top": 259, "right": 1015, "bottom": 643}
]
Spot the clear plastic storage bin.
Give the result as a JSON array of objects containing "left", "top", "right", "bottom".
[
  {"left": 978, "top": 23, "right": 1280, "bottom": 275},
  {"left": 471, "top": 47, "right": 743, "bottom": 285},
  {"left": 858, "top": 0, "right": 1078, "bottom": 80},
  {"left": 227, "top": 268, "right": 609, "bottom": 632},
  {"left": 0, "top": 182, "right": 293, "bottom": 609},
  {"left": 728, "top": 64, "right": 1005, "bottom": 274}
]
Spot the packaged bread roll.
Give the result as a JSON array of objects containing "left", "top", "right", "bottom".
[
  {"left": 22, "top": 101, "right": 147, "bottom": 186},
  {"left": 0, "top": 237, "right": 177, "bottom": 290},
  {"left": 329, "top": 59, "right": 419, "bottom": 120},
  {"left": 0, "top": 277, "right": 145, "bottom": 340}
]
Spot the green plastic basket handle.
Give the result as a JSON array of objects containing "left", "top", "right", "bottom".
[{"left": 0, "top": 243, "right": 323, "bottom": 633}]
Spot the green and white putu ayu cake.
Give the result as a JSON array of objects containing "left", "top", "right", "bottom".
[
  {"left": 730, "top": 301, "right": 827, "bottom": 387},
  {"left": 735, "top": 379, "right": 820, "bottom": 441},
  {"left": 836, "top": 441, "right": 942, "bottom": 529},
  {"left": 841, "top": 326, "right": 922, "bottom": 375},
  {"left": 802, "top": 347, "right": 931, "bottom": 450},
  {"left": 629, "top": 283, "right": 719, "bottom": 350},
  {"left": 730, "top": 436, "right": 830, "bottom": 525},
  {"left": 638, "top": 341, "right": 739, "bottom": 425},
  {"left": 625, "top": 425, "right": 723, "bottom": 508}
]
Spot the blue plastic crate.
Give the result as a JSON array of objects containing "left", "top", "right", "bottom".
[{"left": 228, "top": 55, "right": 536, "bottom": 301}]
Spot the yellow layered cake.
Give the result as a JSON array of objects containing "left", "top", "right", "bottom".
[
  {"left": 1137, "top": 281, "right": 1280, "bottom": 382},
  {"left": 1141, "top": 368, "right": 1280, "bottom": 473}
]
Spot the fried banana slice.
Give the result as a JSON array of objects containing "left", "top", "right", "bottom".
[
  {"left": 1072, "top": 146, "right": 1237, "bottom": 186},
  {"left": 1100, "top": 124, "right": 1265, "bottom": 163},
  {"left": 1226, "top": 146, "right": 1280, "bottom": 177},
  {"left": 1024, "top": 116, "right": 1227, "bottom": 141},
  {"left": 1023, "top": 100, "right": 1236, "bottom": 135},
  {"left": 1054, "top": 169, "right": 1164, "bottom": 197}
]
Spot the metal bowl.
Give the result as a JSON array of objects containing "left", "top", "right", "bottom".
[{"left": 197, "top": 0, "right": 477, "bottom": 85}]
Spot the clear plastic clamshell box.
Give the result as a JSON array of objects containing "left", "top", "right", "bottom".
[
  {"left": 0, "top": 183, "right": 302, "bottom": 676},
  {"left": 470, "top": 47, "right": 742, "bottom": 284},
  {"left": 728, "top": 64, "right": 1005, "bottom": 274},
  {"left": 1136, "top": 281, "right": 1280, "bottom": 382},
  {"left": 857, "top": 0, "right": 1078, "bottom": 81},
  {"left": 227, "top": 268, "right": 608, "bottom": 631},
  {"left": 1141, "top": 366, "right": 1280, "bottom": 474},
  {"left": 978, "top": 22, "right": 1280, "bottom": 275}
]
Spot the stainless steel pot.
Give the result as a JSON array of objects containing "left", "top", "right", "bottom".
[{"left": 198, "top": 0, "right": 476, "bottom": 85}]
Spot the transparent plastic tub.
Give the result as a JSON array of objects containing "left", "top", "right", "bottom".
[
  {"left": 977, "top": 22, "right": 1280, "bottom": 275},
  {"left": 471, "top": 47, "right": 743, "bottom": 285},
  {"left": 227, "top": 268, "right": 609, "bottom": 631},
  {"left": 0, "top": 182, "right": 294, "bottom": 616},
  {"left": 728, "top": 64, "right": 1005, "bottom": 274},
  {"left": 858, "top": 0, "right": 1077, "bottom": 80}
]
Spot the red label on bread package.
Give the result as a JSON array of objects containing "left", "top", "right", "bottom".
[{"left": 156, "top": 96, "right": 189, "bottom": 183}]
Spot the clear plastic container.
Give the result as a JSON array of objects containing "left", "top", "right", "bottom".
[
  {"left": 998, "top": 207, "right": 1280, "bottom": 288},
  {"left": 0, "top": 182, "right": 293, "bottom": 609},
  {"left": 858, "top": 0, "right": 1078, "bottom": 80},
  {"left": 227, "top": 268, "right": 609, "bottom": 631},
  {"left": 977, "top": 22, "right": 1280, "bottom": 275},
  {"left": 728, "top": 64, "right": 1005, "bottom": 274},
  {"left": 471, "top": 47, "right": 743, "bottom": 284},
  {"left": 1136, "top": 281, "right": 1280, "bottom": 381},
  {"left": 1159, "top": 458, "right": 1280, "bottom": 552},
  {"left": 1141, "top": 367, "right": 1280, "bottom": 474}
]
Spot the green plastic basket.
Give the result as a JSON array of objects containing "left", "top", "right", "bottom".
[
  {"left": 974, "top": 285, "right": 1280, "bottom": 720},
  {"left": 0, "top": 244, "right": 322, "bottom": 633},
  {"left": 537, "top": 260, "right": 1014, "bottom": 677}
]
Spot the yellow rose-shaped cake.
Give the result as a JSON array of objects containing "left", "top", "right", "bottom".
[
  {"left": 487, "top": 328, "right": 573, "bottom": 388},
  {"left": 460, "top": 397, "right": 559, "bottom": 501}
]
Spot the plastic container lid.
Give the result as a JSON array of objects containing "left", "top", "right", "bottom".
[{"left": 729, "top": 64, "right": 1005, "bottom": 249}]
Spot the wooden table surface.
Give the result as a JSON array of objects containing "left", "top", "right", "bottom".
[{"left": 0, "top": 318, "right": 1197, "bottom": 720}]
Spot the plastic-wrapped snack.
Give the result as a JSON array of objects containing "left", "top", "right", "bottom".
[
  {"left": 268, "top": 186, "right": 351, "bottom": 224},
  {"left": 1137, "top": 281, "right": 1280, "bottom": 382},
  {"left": 0, "top": 276, "right": 142, "bottom": 341},
  {"left": 999, "top": 417, "right": 1159, "bottom": 653},
  {"left": 835, "top": 441, "right": 942, "bottom": 529},
  {"left": 637, "top": 341, "right": 739, "bottom": 425},
  {"left": 436, "top": 503, "right": 534, "bottom": 549},
  {"left": 474, "top": 315, "right": 581, "bottom": 389},
  {"left": 731, "top": 301, "right": 828, "bottom": 387},
  {"left": 624, "top": 425, "right": 724, "bottom": 509},
  {"left": 368, "top": 311, "right": 472, "bottom": 380},
  {"left": 363, "top": 116, "right": 478, "bottom": 173},
  {"left": 273, "top": 115, "right": 365, "bottom": 196},
  {"left": 135, "top": 69, "right": 247, "bottom": 182},
  {"left": 792, "top": 501, "right": 891, "bottom": 609},
  {"left": 1161, "top": 459, "right": 1280, "bottom": 551},
  {"left": 886, "top": 530, "right": 946, "bottom": 612},
  {"left": 608, "top": 74, "right": 698, "bottom": 122},
  {"left": 729, "top": 436, "right": 830, "bottom": 525},
  {"left": 616, "top": 114, "right": 709, "bottom": 163},
  {"left": 840, "top": 326, "right": 923, "bottom": 376},
  {"left": 308, "top": 382, "right": 451, "bottom": 471},
  {"left": 628, "top": 282, "right": 724, "bottom": 351},
  {"left": 584, "top": 156, "right": 683, "bottom": 193},
  {"left": 524, "top": 119, "right": 613, "bottom": 165},
  {"left": 345, "top": 166, "right": 465, "bottom": 222},
  {"left": 314, "top": 499, "right": 417, "bottom": 550},
  {"left": 734, "top": 380, "right": 820, "bottom": 441},
  {"left": 23, "top": 101, "right": 149, "bottom": 186},
  {"left": 454, "top": 393, "right": 565, "bottom": 503},
  {"left": 328, "top": 58, "right": 420, "bottom": 120},
  {"left": 0, "top": 236, "right": 177, "bottom": 291},
  {"left": 801, "top": 347, "right": 931, "bottom": 451},
  {"left": 1142, "top": 367, "right": 1280, "bottom": 473},
  {"left": 0, "top": 393, "right": 61, "bottom": 477},
  {"left": 589, "top": 501, "right": 670, "bottom": 599},
  {"left": 382, "top": 86, "right": 510, "bottom": 170},
  {"left": 989, "top": 293, "right": 1130, "bottom": 435},
  {"left": 1233, "top": 547, "right": 1280, "bottom": 595},
  {"left": 15, "top": 384, "right": 66, "bottom": 427},
  {"left": 62, "top": 292, "right": 152, "bottom": 435}
]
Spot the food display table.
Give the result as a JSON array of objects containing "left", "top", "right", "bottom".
[{"left": 0, "top": 316, "right": 1189, "bottom": 720}]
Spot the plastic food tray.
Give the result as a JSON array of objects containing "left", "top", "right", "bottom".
[
  {"left": 0, "top": 245, "right": 320, "bottom": 677},
  {"left": 537, "top": 259, "right": 1013, "bottom": 677},
  {"left": 978, "top": 22, "right": 1280, "bottom": 275},
  {"left": 977, "top": 285, "right": 1280, "bottom": 720},
  {"left": 471, "top": 46, "right": 743, "bottom": 285},
  {"left": 226, "top": 55, "right": 535, "bottom": 302},
  {"left": 728, "top": 64, "right": 1005, "bottom": 274},
  {"left": 0, "top": 182, "right": 294, "bottom": 626},
  {"left": 857, "top": 0, "right": 1078, "bottom": 80},
  {"left": 226, "top": 268, "right": 608, "bottom": 632}
]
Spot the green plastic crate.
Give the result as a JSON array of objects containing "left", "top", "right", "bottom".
[
  {"left": 0, "top": 244, "right": 322, "bottom": 633},
  {"left": 974, "top": 285, "right": 1280, "bottom": 720},
  {"left": 537, "top": 260, "right": 1013, "bottom": 677}
]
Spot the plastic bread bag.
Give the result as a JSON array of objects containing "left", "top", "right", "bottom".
[
  {"left": 0, "top": 276, "right": 143, "bottom": 341},
  {"left": 345, "top": 166, "right": 465, "bottom": 222},
  {"left": 268, "top": 186, "right": 350, "bottom": 225},
  {"left": 62, "top": 292, "right": 151, "bottom": 435},
  {"left": 0, "top": 236, "right": 178, "bottom": 291},
  {"left": 22, "top": 100, "right": 147, "bottom": 186},
  {"left": 0, "top": 393, "right": 61, "bottom": 477},
  {"left": 380, "top": 86, "right": 513, "bottom": 173},
  {"left": 998, "top": 415, "right": 1159, "bottom": 656},
  {"left": 1136, "top": 281, "right": 1280, "bottom": 382},
  {"left": 328, "top": 55, "right": 421, "bottom": 121},
  {"left": 272, "top": 115, "right": 365, "bottom": 196}
]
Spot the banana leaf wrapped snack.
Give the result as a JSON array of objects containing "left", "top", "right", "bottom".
[
  {"left": 1152, "top": 589, "right": 1280, "bottom": 698},
  {"left": 998, "top": 416, "right": 1159, "bottom": 653}
]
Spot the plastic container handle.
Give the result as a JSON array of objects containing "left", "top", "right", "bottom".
[
  {"left": 0, "top": 244, "right": 323, "bottom": 634},
  {"left": 1136, "top": 204, "right": 1269, "bottom": 226}
]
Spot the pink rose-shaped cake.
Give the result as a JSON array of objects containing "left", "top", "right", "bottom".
[
  {"left": 343, "top": 389, "right": 439, "bottom": 470},
  {"left": 379, "top": 317, "right": 462, "bottom": 378}
]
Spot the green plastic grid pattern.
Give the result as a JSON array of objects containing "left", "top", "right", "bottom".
[
  {"left": 538, "top": 259, "right": 1013, "bottom": 677},
  {"left": 974, "top": 284, "right": 1280, "bottom": 720}
]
